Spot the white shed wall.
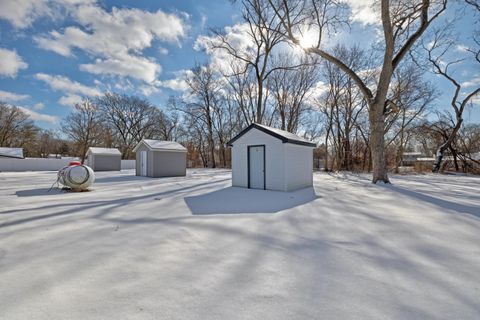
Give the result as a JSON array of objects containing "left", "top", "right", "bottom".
[
  {"left": 231, "top": 129, "right": 285, "bottom": 191},
  {"left": 284, "top": 143, "right": 313, "bottom": 191}
]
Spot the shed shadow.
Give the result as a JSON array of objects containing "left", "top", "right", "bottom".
[{"left": 185, "top": 186, "right": 319, "bottom": 215}]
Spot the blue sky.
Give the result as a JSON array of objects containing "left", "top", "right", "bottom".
[{"left": 0, "top": 0, "right": 478, "bottom": 130}]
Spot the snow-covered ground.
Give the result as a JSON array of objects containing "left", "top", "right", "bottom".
[{"left": 1, "top": 169, "right": 479, "bottom": 320}]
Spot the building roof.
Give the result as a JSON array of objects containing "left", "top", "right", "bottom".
[
  {"left": 133, "top": 139, "right": 187, "bottom": 152},
  {"left": 227, "top": 123, "right": 317, "bottom": 147},
  {"left": 0, "top": 147, "right": 24, "bottom": 159},
  {"left": 87, "top": 147, "right": 121, "bottom": 156}
]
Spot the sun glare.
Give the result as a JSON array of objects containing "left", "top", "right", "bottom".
[{"left": 298, "top": 30, "right": 318, "bottom": 49}]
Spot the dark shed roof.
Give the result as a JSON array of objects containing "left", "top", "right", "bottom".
[{"left": 227, "top": 123, "right": 317, "bottom": 147}]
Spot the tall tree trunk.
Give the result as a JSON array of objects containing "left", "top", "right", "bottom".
[
  {"left": 256, "top": 80, "right": 263, "bottom": 124},
  {"left": 369, "top": 106, "right": 389, "bottom": 183},
  {"left": 324, "top": 130, "right": 330, "bottom": 172}
]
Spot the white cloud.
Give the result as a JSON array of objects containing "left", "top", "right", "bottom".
[
  {"left": 456, "top": 44, "right": 469, "bottom": 52},
  {"left": 344, "top": 0, "right": 378, "bottom": 25},
  {"left": 139, "top": 84, "right": 160, "bottom": 96},
  {"left": 158, "top": 69, "right": 195, "bottom": 92},
  {"left": 470, "top": 94, "right": 480, "bottom": 106},
  {"left": 18, "top": 106, "right": 58, "bottom": 124},
  {"left": 161, "top": 78, "right": 190, "bottom": 92},
  {"left": 35, "top": 73, "right": 101, "bottom": 96},
  {"left": 0, "top": 0, "right": 50, "bottom": 29},
  {"left": 194, "top": 23, "right": 256, "bottom": 72},
  {"left": 0, "top": 48, "right": 28, "bottom": 78},
  {"left": 35, "top": 73, "right": 100, "bottom": 106},
  {"left": 0, "top": 90, "right": 29, "bottom": 102},
  {"left": 58, "top": 94, "right": 83, "bottom": 107},
  {"left": 32, "top": 102, "right": 45, "bottom": 110},
  {"left": 158, "top": 47, "right": 169, "bottom": 55},
  {"left": 79, "top": 54, "right": 160, "bottom": 83},
  {"left": 35, "top": 3, "right": 187, "bottom": 83},
  {"left": 462, "top": 75, "right": 480, "bottom": 88},
  {"left": 0, "top": 0, "right": 96, "bottom": 29}
]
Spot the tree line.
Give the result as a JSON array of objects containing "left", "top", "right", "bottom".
[{"left": 1, "top": 0, "right": 479, "bottom": 179}]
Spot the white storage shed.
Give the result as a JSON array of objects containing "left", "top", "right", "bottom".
[
  {"left": 133, "top": 139, "right": 187, "bottom": 178},
  {"left": 227, "top": 123, "right": 316, "bottom": 192},
  {"left": 86, "top": 147, "right": 121, "bottom": 171}
]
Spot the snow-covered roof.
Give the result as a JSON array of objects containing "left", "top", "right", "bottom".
[
  {"left": 87, "top": 147, "right": 121, "bottom": 156},
  {"left": 133, "top": 139, "right": 187, "bottom": 152},
  {"left": 227, "top": 123, "right": 316, "bottom": 147},
  {"left": 0, "top": 147, "right": 24, "bottom": 159}
]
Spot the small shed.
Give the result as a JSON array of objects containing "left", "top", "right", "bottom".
[
  {"left": 0, "top": 147, "right": 24, "bottom": 159},
  {"left": 86, "top": 147, "right": 121, "bottom": 171},
  {"left": 227, "top": 123, "right": 316, "bottom": 192},
  {"left": 133, "top": 139, "right": 187, "bottom": 178}
]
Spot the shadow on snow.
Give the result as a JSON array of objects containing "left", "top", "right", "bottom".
[{"left": 185, "top": 186, "right": 320, "bottom": 215}]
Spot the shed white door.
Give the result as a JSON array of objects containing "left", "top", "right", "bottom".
[
  {"left": 140, "top": 151, "right": 147, "bottom": 176},
  {"left": 248, "top": 145, "right": 265, "bottom": 189}
]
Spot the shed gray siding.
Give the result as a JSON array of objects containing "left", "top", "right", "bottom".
[
  {"left": 88, "top": 154, "right": 121, "bottom": 171},
  {"left": 152, "top": 151, "right": 186, "bottom": 177},
  {"left": 136, "top": 145, "right": 186, "bottom": 178},
  {"left": 91, "top": 154, "right": 121, "bottom": 171}
]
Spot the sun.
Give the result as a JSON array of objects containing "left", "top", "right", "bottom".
[{"left": 298, "top": 29, "right": 318, "bottom": 49}]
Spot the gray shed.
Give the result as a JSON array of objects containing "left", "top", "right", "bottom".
[
  {"left": 86, "top": 147, "right": 121, "bottom": 171},
  {"left": 0, "top": 147, "right": 24, "bottom": 159},
  {"left": 133, "top": 139, "right": 187, "bottom": 178}
]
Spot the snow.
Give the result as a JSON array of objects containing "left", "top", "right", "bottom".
[
  {"left": 86, "top": 147, "right": 121, "bottom": 156},
  {"left": 0, "top": 147, "right": 23, "bottom": 159},
  {"left": 135, "top": 139, "right": 187, "bottom": 152},
  {"left": 1, "top": 169, "right": 479, "bottom": 320}
]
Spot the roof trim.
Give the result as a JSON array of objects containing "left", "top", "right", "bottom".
[
  {"left": 227, "top": 123, "right": 317, "bottom": 147},
  {"left": 133, "top": 139, "right": 187, "bottom": 153},
  {"left": 86, "top": 147, "right": 121, "bottom": 156}
]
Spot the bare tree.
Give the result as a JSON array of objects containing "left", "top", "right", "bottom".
[
  {"left": 384, "top": 63, "right": 435, "bottom": 171},
  {"left": 416, "top": 25, "right": 480, "bottom": 172},
  {"left": 181, "top": 64, "right": 226, "bottom": 168},
  {"left": 62, "top": 99, "right": 104, "bottom": 164},
  {"left": 96, "top": 93, "right": 161, "bottom": 159},
  {"left": 207, "top": 0, "right": 312, "bottom": 124},
  {"left": 267, "top": 0, "right": 447, "bottom": 182},
  {"left": 269, "top": 53, "right": 319, "bottom": 132},
  {"left": 0, "top": 102, "right": 39, "bottom": 150}
]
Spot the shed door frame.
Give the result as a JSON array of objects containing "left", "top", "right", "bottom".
[
  {"left": 140, "top": 151, "right": 147, "bottom": 176},
  {"left": 247, "top": 144, "right": 266, "bottom": 190}
]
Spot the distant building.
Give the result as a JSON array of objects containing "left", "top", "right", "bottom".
[
  {"left": 401, "top": 152, "right": 423, "bottom": 166},
  {"left": 0, "top": 147, "right": 24, "bottom": 159}
]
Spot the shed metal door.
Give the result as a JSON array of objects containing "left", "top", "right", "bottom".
[
  {"left": 140, "top": 151, "right": 147, "bottom": 176},
  {"left": 248, "top": 145, "right": 265, "bottom": 189}
]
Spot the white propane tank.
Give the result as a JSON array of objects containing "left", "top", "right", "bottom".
[{"left": 58, "top": 162, "right": 95, "bottom": 191}]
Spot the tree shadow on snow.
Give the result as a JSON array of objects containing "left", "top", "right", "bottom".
[
  {"left": 185, "top": 187, "right": 320, "bottom": 215},
  {"left": 93, "top": 174, "right": 148, "bottom": 183},
  {"left": 381, "top": 184, "right": 480, "bottom": 219},
  {"left": 15, "top": 188, "right": 67, "bottom": 197}
]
